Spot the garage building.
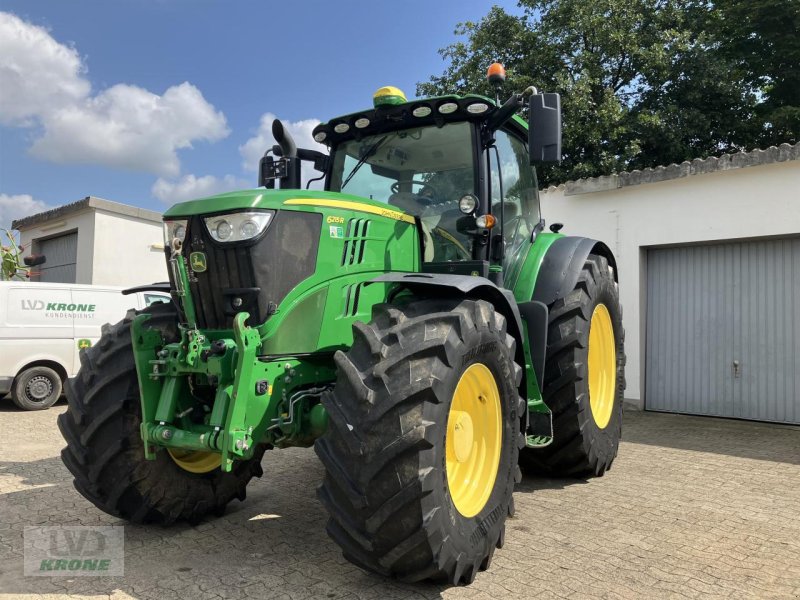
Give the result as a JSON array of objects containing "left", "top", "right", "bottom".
[
  {"left": 11, "top": 196, "right": 167, "bottom": 287},
  {"left": 541, "top": 143, "right": 800, "bottom": 424}
]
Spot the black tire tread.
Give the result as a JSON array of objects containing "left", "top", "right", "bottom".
[
  {"left": 58, "top": 302, "right": 265, "bottom": 524},
  {"left": 520, "top": 254, "right": 626, "bottom": 478},
  {"left": 316, "top": 298, "right": 521, "bottom": 584}
]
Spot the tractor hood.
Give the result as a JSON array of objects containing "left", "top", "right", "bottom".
[{"left": 162, "top": 188, "right": 411, "bottom": 220}]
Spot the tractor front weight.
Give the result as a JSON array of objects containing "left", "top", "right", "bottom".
[{"left": 131, "top": 310, "right": 332, "bottom": 472}]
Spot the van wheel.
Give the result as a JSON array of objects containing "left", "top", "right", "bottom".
[{"left": 12, "top": 366, "right": 63, "bottom": 410}]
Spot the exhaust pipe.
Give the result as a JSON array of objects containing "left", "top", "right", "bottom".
[{"left": 272, "top": 119, "right": 297, "bottom": 159}]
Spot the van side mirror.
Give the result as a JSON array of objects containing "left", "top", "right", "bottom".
[{"left": 529, "top": 93, "right": 562, "bottom": 163}]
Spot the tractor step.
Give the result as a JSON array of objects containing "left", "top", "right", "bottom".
[{"left": 526, "top": 409, "right": 553, "bottom": 448}]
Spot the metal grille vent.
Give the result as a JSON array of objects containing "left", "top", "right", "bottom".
[
  {"left": 341, "top": 219, "right": 370, "bottom": 266},
  {"left": 342, "top": 282, "right": 366, "bottom": 317}
]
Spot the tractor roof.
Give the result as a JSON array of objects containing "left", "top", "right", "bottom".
[{"left": 313, "top": 93, "right": 529, "bottom": 148}]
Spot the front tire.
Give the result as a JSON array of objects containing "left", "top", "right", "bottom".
[
  {"left": 315, "top": 298, "right": 523, "bottom": 584},
  {"left": 58, "top": 302, "right": 265, "bottom": 524},
  {"left": 520, "top": 253, "right": 625, "bottom": 478}
]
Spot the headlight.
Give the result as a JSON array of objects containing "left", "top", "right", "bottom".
[
  {"left": 215, "top": 219, "right": 233, "bottom": 241},
  {"left": 204, "top": 211, "right": 274, "bottom": 243},
  {"left": 459, "top": 194, "right": 478, "bottom": 214},
  {"left": 163, "top": 219, "right": 188, "bottom": 245}
]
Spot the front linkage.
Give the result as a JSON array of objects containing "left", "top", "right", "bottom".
[{"left": 131, "top": 308, "right": 331, "bottom": 472}]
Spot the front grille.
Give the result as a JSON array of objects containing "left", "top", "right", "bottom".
[{"left": 174, "top": 210, "right": 321, "bottom": 329}]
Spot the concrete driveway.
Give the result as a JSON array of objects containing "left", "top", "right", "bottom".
[{"left": 1, "top": 402, "right": 798, "bottom": 599}]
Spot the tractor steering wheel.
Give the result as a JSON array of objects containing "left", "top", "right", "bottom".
[{"left": 390, "top": 180, "right": 439, "bottom": 204}]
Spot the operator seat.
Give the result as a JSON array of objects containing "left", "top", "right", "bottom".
[
  {"left": 492, "top": 201, "right": 519, "bottom": 221},
  {"left": 493, "top": 201, "right": 520, "bottom": 242}
]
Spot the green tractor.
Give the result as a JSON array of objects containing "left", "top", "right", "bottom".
[{"left": 59, "top": 66, "right": 625, "bottom": 585}]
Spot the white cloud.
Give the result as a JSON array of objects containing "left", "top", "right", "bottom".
[
  {"left": 0, "top": 193, "right": 53, "bottom": 230},
  {"left": 0, "top": 13, "right": 89, "bottom": 126},
  {"left": 31, "top": 82, "right": 229, "bottom": 177},
  {"left": 152, "top": 174, "right": 251, "bottom": 204},
  {"left": 239, "top": 113, "right": 326, "bottom": 188},
  {"left": 0, "top": 12, "right": 229, "bottom": 176}
]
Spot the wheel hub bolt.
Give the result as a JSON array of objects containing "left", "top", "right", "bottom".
[{"left": 162, "top": 429, "right": 173, "bottom": 440}]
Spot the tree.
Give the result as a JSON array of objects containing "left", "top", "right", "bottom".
[
  {"left": 419, "top": 0, "right": 793, "bottom": 185},
  {"left": 712, "top": 0, "right": 800, "bottom": 145}
]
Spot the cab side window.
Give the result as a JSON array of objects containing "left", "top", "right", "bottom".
[{"left": 489, "top": 129, "right": 541, "bottom": 272}]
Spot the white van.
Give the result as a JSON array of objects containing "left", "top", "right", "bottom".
[{"left": 0, "top": 282, "right": 170, "bottom": 410}]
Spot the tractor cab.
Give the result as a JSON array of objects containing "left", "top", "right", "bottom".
[{"left": 261, "top": 81, "right": 562, "bottom": 285}]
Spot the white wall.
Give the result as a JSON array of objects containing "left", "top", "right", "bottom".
[
  {"left": 91, "top": 210, "right": 167, "bottom": 286},
  {"left": 541, "top": 159, "right": 800, "bottom": 407},
  {"left": 18, "top": 207, "right": 167, "bottom": 287},
  {"left": 20, "top": 209, "right": 96, "bottom": 284}
]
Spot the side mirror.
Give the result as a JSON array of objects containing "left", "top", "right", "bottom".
[
  {"left": 529, "top": 93, "right": 562, "bottom": 163},
  {"left": 24, "top": 254, "right": 46, "bottom": 267}
]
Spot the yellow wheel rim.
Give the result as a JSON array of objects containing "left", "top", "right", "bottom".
[
  {"left": 167, "top": 448, "right": 222, "bottom": 474},
  {"left": 446, "top": 363, "right": 502, "bottom": 518},
  {"left": 588, "top": 303, "right": 617, "bottom": 429}
]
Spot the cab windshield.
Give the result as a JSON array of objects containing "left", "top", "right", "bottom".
[{"left": 329, "top": 122, "right": 475, "bottom": 262}]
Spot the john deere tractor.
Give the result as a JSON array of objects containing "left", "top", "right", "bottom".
[{"left": 59, "top": 65, "right": 624, "bottom": 585}]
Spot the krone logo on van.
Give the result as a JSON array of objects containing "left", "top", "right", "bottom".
[
  {"left": 189, "top": 252, "right": 207, "bottom": 273},
  {"left": 21, "top": 300, "right": 96, "bottom": 312}
]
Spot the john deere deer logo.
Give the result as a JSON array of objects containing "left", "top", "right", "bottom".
[{"left": 189, "top": 252, "right": 207, "bottom": 272}]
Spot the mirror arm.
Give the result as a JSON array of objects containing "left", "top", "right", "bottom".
[
  {"left": 486, "top": 87, "right": 537, "bottom": 133},
  {"left": 486, "top": 93, "right": 524, "bottom": 131}
]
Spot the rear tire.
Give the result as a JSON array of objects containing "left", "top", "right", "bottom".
[
  {"left": 58, "top": 302, "right": 265, "bottom": 524},
  {"left": 11, "top": 366, "right": 62, "bottom": 410},
  {"left": 520, "top": 253, "right": 625, "bottom": 478},
  {"left": 316, "top": 298, "right": 523, "bottom": 584}
]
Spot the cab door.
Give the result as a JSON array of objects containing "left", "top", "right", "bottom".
[{"left": 488, "top": 128, "right": 542, "bottom": 289}]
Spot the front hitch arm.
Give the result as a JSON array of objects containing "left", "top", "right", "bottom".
[{"left": 220, "top": 312, "right": 262, "bottom": 471}]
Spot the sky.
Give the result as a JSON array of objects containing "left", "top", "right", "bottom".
[{"left": 0, "top": 0, "right": 523, "bottom": 229}]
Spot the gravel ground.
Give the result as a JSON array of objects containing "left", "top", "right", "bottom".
[{"left": 1, "top": 400, "right": 799, "bottom": 599}]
